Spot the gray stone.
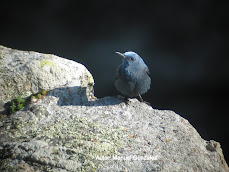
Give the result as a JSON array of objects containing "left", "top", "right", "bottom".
[
  {"left": 0, "top": 46, "right": 228, "bottom": 171},
  {"left": 0, "top": 45, "right": 95, "bottom": 112}
]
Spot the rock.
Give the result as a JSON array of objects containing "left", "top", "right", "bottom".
[
  {"left": 0, "top": 45, "right": 95, "bottom": 113},
  {"left": 0, "top": 46, "right": 228, "bottom": 171}
]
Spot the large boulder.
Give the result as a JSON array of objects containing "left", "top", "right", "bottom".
[
  {"left": 0, "top": 46, "right": 228, "bottom": 171},
  {"left": 0, "top": 45, "right": 95, "bottom": 112}
]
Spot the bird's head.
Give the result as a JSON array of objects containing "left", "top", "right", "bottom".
[{"left": 116, "top": 51, "right": 142, "bottom": 65}]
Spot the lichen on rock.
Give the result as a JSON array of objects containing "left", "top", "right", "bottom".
[
  {"left": 0, "top": 99, "right": 126, "bottom": 171},
  {"left": 40, "top": 59, "right": 53, "bottom": 67}
]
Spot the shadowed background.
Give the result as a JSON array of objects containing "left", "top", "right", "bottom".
[{"left": 1, "top": 0, "right": 229, "bottom": 162}]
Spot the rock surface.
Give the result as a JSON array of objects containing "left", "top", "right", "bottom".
[
  {"left": 0, "top": 46, "right": 228, "bottom": 171},
  {"left": 0, "top": 45, "right": 95, "bottom": 112}
]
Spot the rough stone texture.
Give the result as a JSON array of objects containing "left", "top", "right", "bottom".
[
  {"left": 0, "top": 46, "right": 228, "bottom": 171},
  {"left": 0, "top": 45, "right": 95, "bottom": 112}
]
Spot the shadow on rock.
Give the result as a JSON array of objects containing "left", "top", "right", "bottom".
[
  {"left": 83, "top": 96, "right": 125, "bottom": 106},
  {"left": 48, "top": 86, "right": 124, "bottom": 106}
]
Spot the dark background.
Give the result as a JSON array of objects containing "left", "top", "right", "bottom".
[{"left": 1, "top": 0, "right": 229, "bottom": 163}]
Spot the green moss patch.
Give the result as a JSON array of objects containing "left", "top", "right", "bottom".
[
  {"left": 8, "top": 89, "right": 48, "bottom": 114},
  {"left": 9, "top": 96, "right": 26, "bottom": 114}
]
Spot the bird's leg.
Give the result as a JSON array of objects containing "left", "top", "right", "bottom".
[
  {"left": 124, "top": 96, "right": 129, "bottom": 104},
  {"left": 138, "top": 94, "right": 151, "bottom": 106},
  {"left": 138, "top": 94, "right": 143, "bottom": 102}
]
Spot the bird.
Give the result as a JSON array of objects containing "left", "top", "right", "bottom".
[{"left": 115, "top": 51, "right": 151, "bottom": 102}]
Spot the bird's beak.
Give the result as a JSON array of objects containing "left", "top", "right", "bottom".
[{"left": 116, "top": 52, "right": 126, "bottom": 59}]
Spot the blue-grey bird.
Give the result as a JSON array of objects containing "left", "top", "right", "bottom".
[{"left": 115, "top": 51, "right": 151, "bottom": 102}]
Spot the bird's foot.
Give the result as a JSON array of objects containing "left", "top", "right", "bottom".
[
  {"left": 143, "top": 101, "right": 151, "bottom": 106},
  {"left": 138, "top": 94, "right": 151, "bottom": 106},
  {"left": 117, "top": 95, "right": 130, "bottom": 105},
  {"left": 124, "top": 96, "right": 130, "bottom": 105}
]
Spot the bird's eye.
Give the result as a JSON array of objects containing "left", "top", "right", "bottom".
[{"left": 130, "top": 57, "right": 134, "bottom": 61}]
